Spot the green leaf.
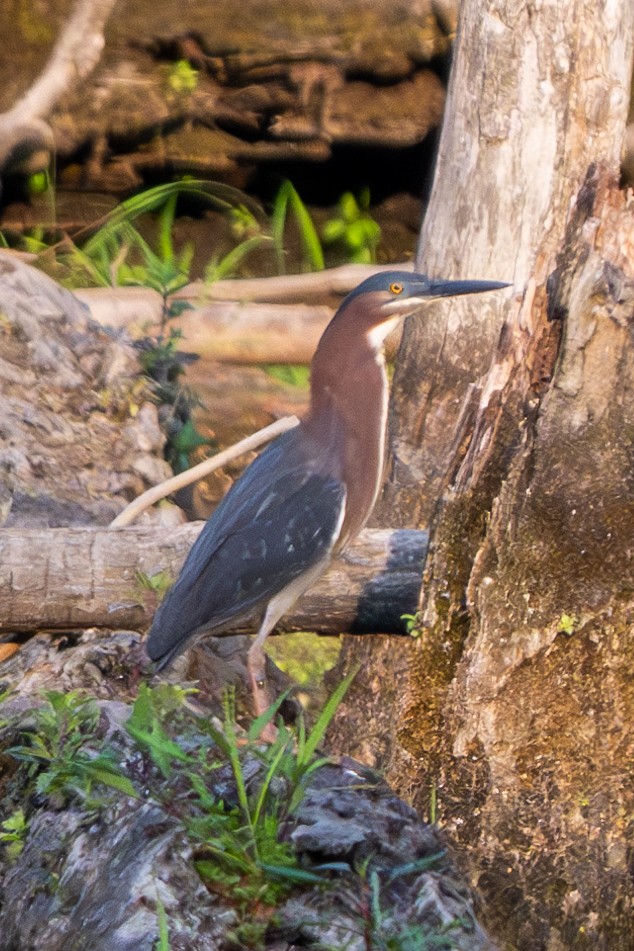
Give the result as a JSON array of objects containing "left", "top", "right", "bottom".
[
  {"left": 84, "top": 764, "right": 139, "bottom": 798},
  {"left": 558, "top": 613, "right": 576, "bottom": 635},
  {"left": 195, "top": 858, "right": 243, "bottom": 885},
  {"left": 246, "top": 690, "right": 291, "bottom": 743},
  {"left": 204, "top": 234, "right": 270, "bottom": 283},
  {"left": 261, "top": 364, "right": 310, "bottom": 389},
  {"left": 168, "top": 418, "right": 212, "bottom": 455},
  {"left": 126, "top": 684, "right": 190, "bottom": 777},
  {"left": 1, "top": 808, "right": 27, "bottom": 835},
  {"left": 251, "top": 731, "right": 293, "bottom": 828},
  {"left": 271, "top": 180, "right": 324, "bottom": 273},
  {"left": 258, "top": 863, "right": 327, "bottom": 884},
  {"left": 154, "top": 894, "right": 170, "bottom": 951},
  {"left": 345, "top": 220, "right": 371, "bottom": 250},
  {"left": 0, "top": 807, "right": 27, "bottom": 860},
  {"left": 385, "top": 851, "right": 447, "bottom": 882},
  {"left": 321, "top": 219, "right": 346, "bottom": 244},
  {"left": 295, "top": 666, "right": 358, "bottom": 767},
  {"left": 350, "top": 247, "right": 373, "bottom": 264},
  {"left": 167, "top": 299, "right": 194, "bottom": 318},
  {"left": 157, "top": 192, "right": 178, "bottom": 264},
  {"left": 339, "top": 192, "right": 360, "bottom": 223}
]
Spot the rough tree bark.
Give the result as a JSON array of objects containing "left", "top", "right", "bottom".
[{"left": 331, "top": 3, "right": 634, "bottom": 950}]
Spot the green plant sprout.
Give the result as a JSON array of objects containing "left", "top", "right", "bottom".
[
  {"left": 0, "top": 808, "right": 27, "bottom": 861},
  {"left": 271, "top": 179, "right": 325, "bottom": 273},
  {"left": 125, "top": 682, "right": 197, "bottom": 777},
  {"left": 9, "top": 690, "right": 138, "bottom": 805},
  {"left": 153, "top": 894, "right": 170, "bottom": 951},
  {"left": 27, "top": 169, "right": 51, "bottom": 197},
  {"left": 165, "top": 59, "right": 199, "bottom": 96},
  {"left": 558, "top": 613, "right": 577, "bottom": 635},
  {"left": 401, "top": 612, "right": 424, "bottom": 638},
  {"left": 135, "top": 568, "right": 174, "bottom": 598},
  {"left": 321, "top": 188, "right": 381, "bottom": 264}
]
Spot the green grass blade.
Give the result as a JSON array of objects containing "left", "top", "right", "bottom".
[
  {"left": 296, "top": 666, "right": 358, "bottom": 768},
  {"left": 287, "top": 183, "right": 324, "bottom": 271},
  {"left": 271, "top": 180, "right": 324, "bottom": 273},
  {"left": 154, "top": 894, "right": 170, "bottom": 951},
  {"left": 221, "top": 692, "right": 257, "bottom": 857},
  {"left": 251, "top": 732, "right": 293, "bottom": 829},
  {"left": 258, "top": 863, "right": 326, "bottom": 884},
  {"left": 385, "top": 852, "right": 447, "bottom": 882},
  {"left": 83, "top": 764, "right": 139, "bottom": 799},
  {"left": 246, "top": 689, "right": 292, "bottom": 743},
  {"left": 157, "top": 192, "right": 177, "bottom": 264},
  {"left": 204, "top": 234, "right": 270, "bottom": 283},
  {"left": 270, "top": 181, "right": 291, "bottom": 273}
]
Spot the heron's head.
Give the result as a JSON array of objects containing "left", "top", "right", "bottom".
[{"left": 337, "top": 270, "right": 510, "bottom": 348}]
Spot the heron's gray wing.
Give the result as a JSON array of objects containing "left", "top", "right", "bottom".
[{"left": 146, "top": 430, "right": 346, "bottom": 666}]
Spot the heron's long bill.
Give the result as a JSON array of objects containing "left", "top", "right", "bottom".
[{"left": 426, "top": 278, "right": 511, "bottom": 298}]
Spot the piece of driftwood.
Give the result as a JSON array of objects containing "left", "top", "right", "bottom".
[
  {"left": 175, "top": 262, "right": 411, "bottom": 303},
  {"left": 0, "top": 526, "right": 428, "bottom": 636},
  {"left": 110, "top": 415, "right": 299, "bottom": 528},
  {"left": 74, "top": 263, "right": 409, "bottom": 364},
  {"left": 75, "top": 290, "right": 334, "bottom": 364}
]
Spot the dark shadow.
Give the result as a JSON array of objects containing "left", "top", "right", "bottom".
[{"left": 349, "top": 528, "right": 429, "bottom": 635}]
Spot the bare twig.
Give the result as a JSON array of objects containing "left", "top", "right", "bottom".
[
  {"left": 109, "top": 415, "right": 299, "bottom": 528},
  {"left": 0, "top": 0, "right": 118, "bottom": 170},
  {"left": 174, "top": 261, "right": 413, "bottom": 303}
]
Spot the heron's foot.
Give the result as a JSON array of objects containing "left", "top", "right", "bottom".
[{"left": 247, "top": 647, "right": 277, "bottom": 742}]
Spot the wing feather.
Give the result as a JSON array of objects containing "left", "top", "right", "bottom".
[{"left": 146, "top": 428, "right": 346, "bottom": 666}]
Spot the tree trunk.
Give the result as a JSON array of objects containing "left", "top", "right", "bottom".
[{"left": 333, "top": 2, "right": 634, "bottom": 949}]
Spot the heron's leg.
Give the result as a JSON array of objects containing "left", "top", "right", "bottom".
[
  {"left": 247, "top": 614, "right": 276, "bottom": 720},
  {"left": 247, "top": 559, "right": 331, "bottom": 734}
]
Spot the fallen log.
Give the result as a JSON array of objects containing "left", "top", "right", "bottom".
[
  {"left": 74, "top": 263, "right": 408, "bottom": 364},
  {"left": 75, "top": 289, "right": 335, "bottom": 364},
  {"left": 0, "top": 526, "right": 428, "bottom": 636}
]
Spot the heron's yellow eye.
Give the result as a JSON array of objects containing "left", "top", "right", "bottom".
[{"left": 389, "top": 282, "right": 404, "bottom": 295}]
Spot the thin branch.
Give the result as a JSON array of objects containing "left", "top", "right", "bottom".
[
  {"left": 175, "top": 261, "right": 413, "bottom": 304},
  {"left": 109, "top": 415, "right": 300, "bottom": 528},
  {"left": 0, "top": 0, "right": 118, "bottom": 169}
]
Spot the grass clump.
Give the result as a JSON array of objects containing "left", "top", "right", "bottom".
[
  {"left": 125, "top": 672, "right": 356, "bottom": 911},
  {"left": 8, "top": 690, "right": 138, "bottom": 807},
  {"left": 2, "top": 675, "right": 353, "bottom": 919},
  {"left": 1, "top": 671, "right": 464, "bottom": 948}
]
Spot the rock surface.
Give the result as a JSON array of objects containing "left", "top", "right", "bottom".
[
  {"left": 0, "top": 251, "right": 172, "bottom": 527},
  {"left": 0, "top": 629, "right": 497, "bottom": 951}
]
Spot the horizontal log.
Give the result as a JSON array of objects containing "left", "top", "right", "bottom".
[
  {"left": 174, "top": 262, "right": 411, "bottom": 303},
  {"left": 0, "top": 525, "right": 428, "bottom": 636},
  {"left": 76, "top": 288, "right": 334, "bottom": 363},
  {"left": 75, "top": 262, "right": 408, "bottom": 364}
]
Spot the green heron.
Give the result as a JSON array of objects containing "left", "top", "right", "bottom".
[{"left": 146, "top": 271, "right": 508, "bottom": 715}]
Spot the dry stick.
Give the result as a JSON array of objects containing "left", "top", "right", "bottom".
[
  {"left": 0, "top": 0, "right": 118, "bottom": 169},
  {"left": 175, "top": 261, "right": 413, "bottom": 304},
  {"left": 109, "top": 415, "right": 299, "bottom": 529}
]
